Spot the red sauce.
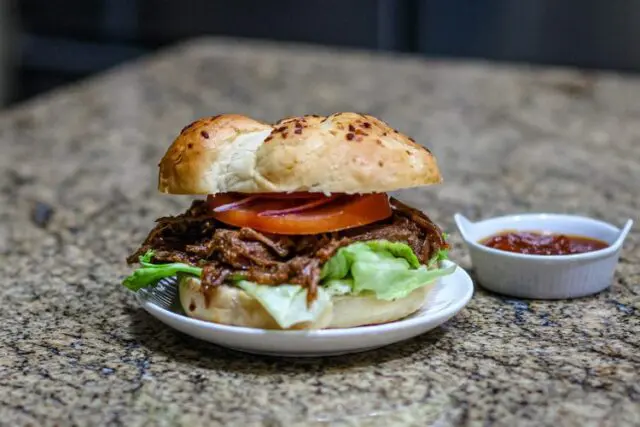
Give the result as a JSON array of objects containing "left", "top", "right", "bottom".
[{"left": 480, "top": 230, "right": 609, "bottom": 255}]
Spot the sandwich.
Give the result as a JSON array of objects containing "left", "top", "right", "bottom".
[{"left": 123, "top": 112, "right": 455, "bottom": 330}]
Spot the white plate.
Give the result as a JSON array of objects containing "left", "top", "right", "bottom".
[{"left": 137, "top": 261, "right": 474, "bottom": 357}]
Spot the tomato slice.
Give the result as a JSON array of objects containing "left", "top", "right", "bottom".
[{"left": 207, "top": 193, "right": 392, "bottom": 235}]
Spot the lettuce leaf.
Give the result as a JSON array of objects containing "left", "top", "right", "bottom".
[
  {"left": 235, "top": 281, "right": 331, "bottom": 329},
  {"left": 431, "top": 232, "right": 450, "bottom": 265},
  {"left": 122, "top": 250, "right": 202, "bottom": 291},
  {"left": 431, "top": 248, "right": 449, "bottom": 267},
  {"left": 323, "top": 279, "right": 353, "bottom": 297},
  {"left": 320, "top": 240, "right": 455, "bottom": 301}
]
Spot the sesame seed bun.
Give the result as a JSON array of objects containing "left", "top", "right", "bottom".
[{"left": 158, "top": 112, "right": 442, "bottom": 195}]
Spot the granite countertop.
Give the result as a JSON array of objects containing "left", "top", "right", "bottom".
[{"left": 0, "top": 38, "right": 638, "bottom": 426}]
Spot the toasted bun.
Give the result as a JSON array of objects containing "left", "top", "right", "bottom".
[
  {"left": 158, "top": 113, "right": 441, "bottom": 195},
  {"left": 178, "top": 276, "right": 435, "bottom": 330}
]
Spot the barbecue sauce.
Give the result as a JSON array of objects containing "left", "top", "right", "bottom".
[{"left": 480, "top": 231, "right": 608, "bottom": 255}]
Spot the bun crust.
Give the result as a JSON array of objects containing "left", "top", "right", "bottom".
[
  {"left": 178, "top": 276, "right": 435, "bottom": 330},
  {"left": 158, "top": 115, "right": 272, "bottom": 194},
  {"left": 256, "top": 113, "right": 441, "bottom": 193},
  {"left": 158, "top": 113, "right": 441, "bottom": 195}
]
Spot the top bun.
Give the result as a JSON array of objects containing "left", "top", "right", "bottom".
[{"left": 158, "top": 112, "right": 442, "bottom": 195}]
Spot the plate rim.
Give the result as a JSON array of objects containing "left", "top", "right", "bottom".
[{"left": 139, "top": 260, "right": 473, "bottom": 337}]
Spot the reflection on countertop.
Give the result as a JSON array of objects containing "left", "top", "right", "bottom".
[{"left": 0, "top": 38, "right": 638, "bottom": 426}]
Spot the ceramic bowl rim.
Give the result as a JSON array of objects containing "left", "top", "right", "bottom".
[{"left": 456, "top": 212, "right": 627, "bottom": 263}]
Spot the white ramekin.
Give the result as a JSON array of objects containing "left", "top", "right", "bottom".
[{"left": 453, "top": 213, "right": 633, "bottom": 299}]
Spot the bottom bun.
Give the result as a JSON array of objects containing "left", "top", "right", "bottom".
[
  {"left": 328, "top": 284, "right": 433, "bottom": 328},
  {"left": 178, "top": 276, "right": 435, "bottom": 330}
]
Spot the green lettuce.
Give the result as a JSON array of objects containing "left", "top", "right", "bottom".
[
  {"left": 236, "top": 281, "right": 331, "bottom": 329},
  {"left": 320, "top": 240, "right": 455, "bottom": 301},
  {"left": 323, "top": 279, "right": 353, "bottom": 297},
  {"left": 432, "top": 232, "right": 450, "bottom": 265},
  {"left": 122, "top": 250, "right": 202, "bottom": 291}
]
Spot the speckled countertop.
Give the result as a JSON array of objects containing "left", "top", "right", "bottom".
[{"left": 0, "top": 38, "right": 638, "bottom": 426}]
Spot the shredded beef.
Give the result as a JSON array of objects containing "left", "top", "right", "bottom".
[
  {"left": 202, "top": 262, "right": 231, "bottom": 288},
  {"left": 127, "top": 198, "right": 447, "bottom": 303}
]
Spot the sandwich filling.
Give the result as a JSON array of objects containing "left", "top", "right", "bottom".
[{"left": 124, "top": 195, "right": 455, "bottom": 328}]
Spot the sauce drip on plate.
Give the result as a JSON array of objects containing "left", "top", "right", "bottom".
[{"left": 480, "top": 231, "right": 609, "bottom": 255}]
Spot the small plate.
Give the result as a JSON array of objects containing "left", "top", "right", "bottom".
[{"left": 136, "top": 261, "right": 473, "bottom": 357}]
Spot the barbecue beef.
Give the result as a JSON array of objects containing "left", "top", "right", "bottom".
[{"left": 127, "top": 198, "right": 446, "bottom": 301}]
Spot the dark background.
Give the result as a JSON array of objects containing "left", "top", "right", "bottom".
[{"left": 2, "top": 0, "right": 640, "bottom": 108}]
